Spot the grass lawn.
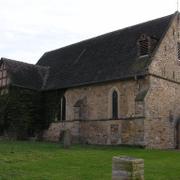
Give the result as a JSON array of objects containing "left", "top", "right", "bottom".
[{"left": 0, "top": 141, "right": 179, "bottom": 180}]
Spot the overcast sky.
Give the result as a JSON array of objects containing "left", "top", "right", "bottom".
[{"left": 0, "top": 0, "right": 178, "bottom": 64}]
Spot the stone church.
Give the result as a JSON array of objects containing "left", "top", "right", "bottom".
[{"left": 0, "top": 11, "right": 180, "bottom": 149}]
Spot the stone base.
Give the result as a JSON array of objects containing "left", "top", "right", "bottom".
[
  {"left": 43, "top": 119, "right": 144, "bottom": 146},
  {"left": 112, "top": 156, "right": 144, "bottom": 180}
]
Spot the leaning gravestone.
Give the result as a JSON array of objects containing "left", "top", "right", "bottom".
[
  {"left": 112, "top": 156, "right": 144, "bottom": 180},
  {"left": 63, "top": 129, "right": 71, "bottom": 148}
]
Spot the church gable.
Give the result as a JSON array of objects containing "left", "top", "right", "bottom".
[{"left": 148, "top": 12, "right": 180, "bottom": 81}]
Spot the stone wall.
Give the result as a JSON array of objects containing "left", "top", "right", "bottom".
[
  {"left": 43, "top": 118, "right": 144, "bottom": 146},
  {"left": 65, "top": 79, "right": 148, "bottom": 121},
  {"left": 149, "top": 14, "right": 180, "bottom": 82},
  {"left": 43, "top": 121, "right": 80, "bottom": 143},
  {"left": 80, "top": 118, "right": 144, "bottom": 146},
  {"left": 42, "top": 78, "right": 147, "bottom": 146},
  {"left": 144, "top": 13, "right": 180, "bottom": 149},
  {"left": 144, "top": 76, "right": 180, "bottom": 148}
]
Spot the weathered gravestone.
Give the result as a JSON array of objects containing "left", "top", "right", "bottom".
[
  {"left": 112, "top": 156, "right": 144, "bottom": 180},
  {"left": 63, "top": 129, "right": 71, "bottom": 148}
]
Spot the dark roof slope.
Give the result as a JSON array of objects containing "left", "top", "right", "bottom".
[
  {"left": 37, "top": 13, "right": 175, "bottom": 90},
  {"left": 1, "top": 58, "right": 49, "bottom": 90}
]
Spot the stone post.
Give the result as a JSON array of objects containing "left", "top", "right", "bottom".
[
  {"left": 63, "top": 129, "right": 71, "bottom": 148},
  {"left": 112, "top": 156, "right": 144, "bottom": 180}
]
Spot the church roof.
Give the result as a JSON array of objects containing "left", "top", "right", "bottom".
[
  {"left": 0, "top": 58, "right": 49, "bottom": 90},
  {"left": 37, "top": 12, "right": 176, "bottom": 90},
  {"left": 0, "top": 12, "right": 176, "bottom": 91}
]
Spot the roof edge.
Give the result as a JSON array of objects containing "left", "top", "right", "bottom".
[
  {"left": 147, "top": 11, "right": 178, "bottom": 68},
  {"left": 42, "top": 72, "right": 147, "bottom": 92}
]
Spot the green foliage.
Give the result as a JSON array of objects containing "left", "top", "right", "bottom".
[
  {"left": 0, "top": 141, "right": 180, "bottom": 180},
  {"left": 0, "top": 87, "right": 45, "bottom": 139},
  {"left": 0, "top": 87, "right": 65, "bottom": 139}
]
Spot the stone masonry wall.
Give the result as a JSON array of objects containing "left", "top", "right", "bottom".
[
  {"left": 43, "top": 118, "right": 144, "bottom": 146},
  {"left": 149, "top": 14, "right": 180, "bottom": 81},
  {"left": 144, "top": 76, "right": 180, "bottom": 148},
  {"left": 43, "top": 78, "right": 147, "bottom": 146},
  {"left": 43, "top": 121, "right": 80, "bottom": 143},
  {"left": 65, "top": 79, "right": 148, "bottom": 121},
  {"left": 80, "top": 119, "right": 144, "bottom": 146},
  {"left": 145, "top": 13, "right": 180, "bottom": 149}
]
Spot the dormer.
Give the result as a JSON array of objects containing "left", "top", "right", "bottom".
[{"left": 137, "top": 34, "right": 158, "bottom": 57}]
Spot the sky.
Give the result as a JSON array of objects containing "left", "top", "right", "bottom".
[{"left": 0, "top": 0, "right": 178, "bottom": 64}]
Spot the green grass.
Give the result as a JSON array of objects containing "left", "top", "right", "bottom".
[{"left": 0, "top": 141, "right": 179, "bottom": 180}]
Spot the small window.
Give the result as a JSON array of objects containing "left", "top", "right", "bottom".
[
  {"left": 178, "top": 43, "right": 180, "bottom": 61},
  {"left": 139, "top": 39, "right": 149, "bottom": 56},
  {"left": 138, "top": 35, "right": 150, "bottom": 57},
  {"left": 61, "top": 96, "right": 66, "bottom": 121},
  {"left": 58, "top": 96, "right": 66, "bottom": 121},
  {"left": 112, "top": 90, "right": 118, "bottom": 119}
]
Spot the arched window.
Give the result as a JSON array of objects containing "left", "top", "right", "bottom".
[
  {"left": 112, "top": 90, "right": 118, "bottom": 119},
  {"left": 59, "top": 96, "right": 66, "bottom": 121}
]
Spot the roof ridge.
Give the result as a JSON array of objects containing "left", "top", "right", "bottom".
[
  {"left": 1, "top": 57, "right": 47, "bottom": 69},
  {"left": 40, "top": 13, "right": 174, "bottom": 56}
]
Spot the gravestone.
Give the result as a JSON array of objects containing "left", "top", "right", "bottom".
[
  {"left": 112, "top": 156, "right": 144, "bottom": 180},
  {"left": 63, "top": 129, "right": 71, "bottom": 148}
]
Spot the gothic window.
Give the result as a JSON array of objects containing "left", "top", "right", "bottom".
[
  {"left": 61, "top": 96, "right": 66, "bottom": 121},
  {"left": 112, "top": 90, "right": 118, "bottom": 119},
  {"left": 58, "top": 96, "right": 66, "bottom": 121},
  {"left": 178, "top": 42, "right": 180, "bottom": 61}
]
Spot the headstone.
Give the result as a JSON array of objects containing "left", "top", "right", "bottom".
[
  {"left": 63, "top": 129, "right": 71, "bottom": 148},
  {"left": 112, "top": 156, "right": 144, "bottom": 180}
]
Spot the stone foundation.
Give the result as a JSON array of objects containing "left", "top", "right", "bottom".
[
  {"left": 43, "top": 118, "right": 144, "bottom": 146},
  {"left": 43, "top": 121, "right": 80, "bottom": 143}
]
